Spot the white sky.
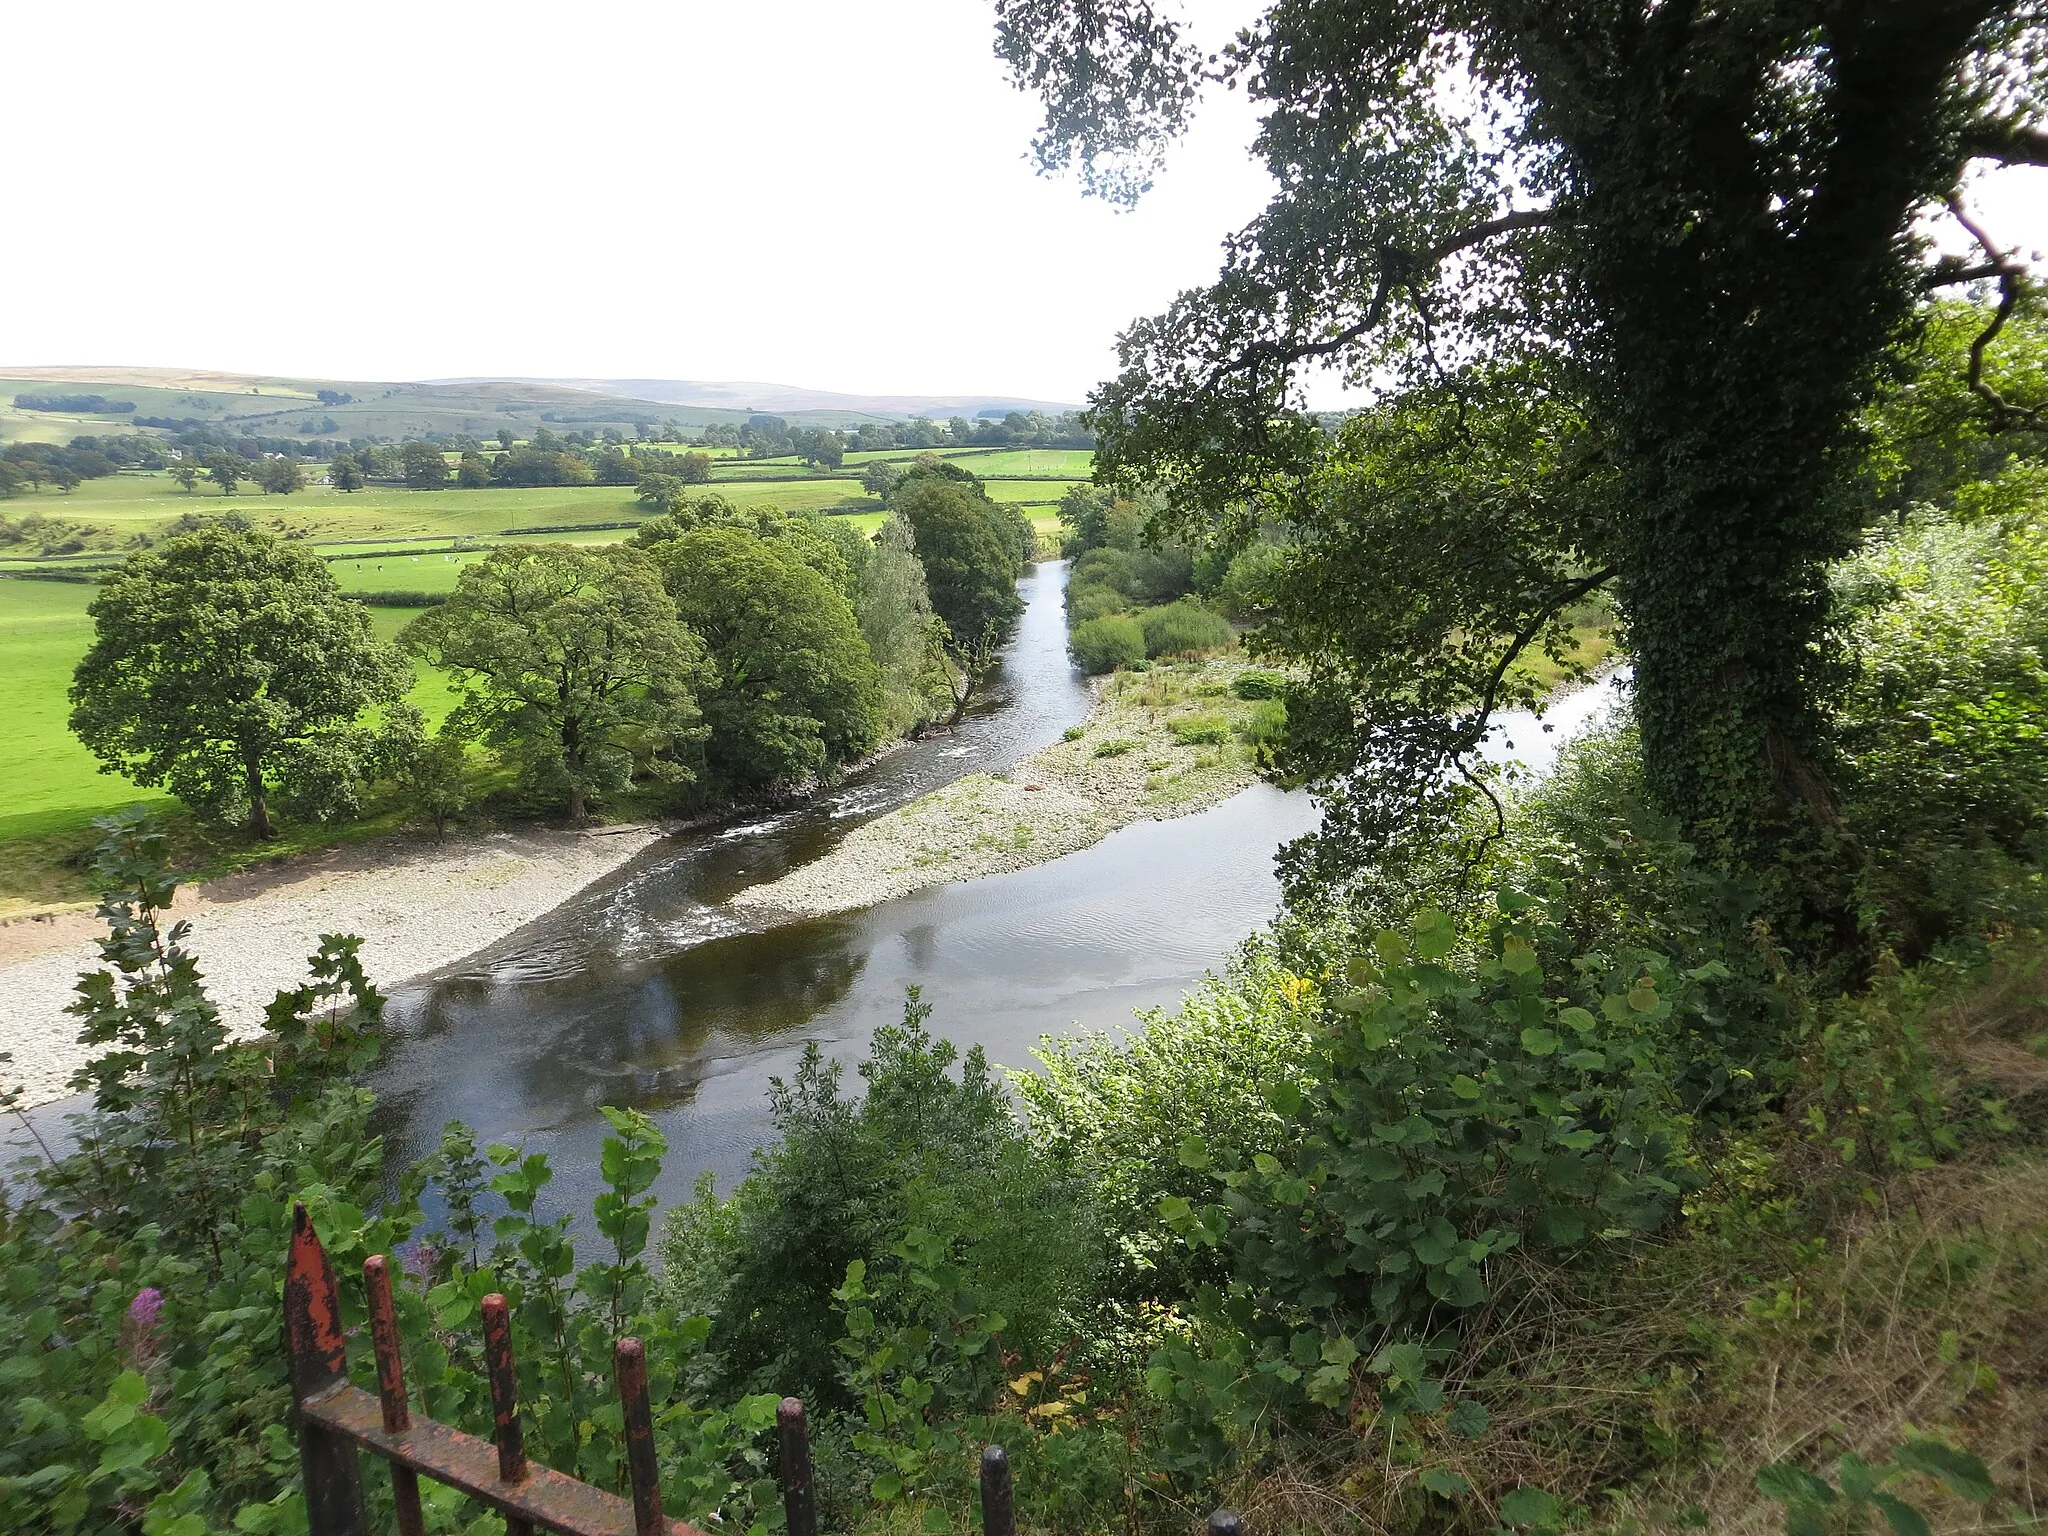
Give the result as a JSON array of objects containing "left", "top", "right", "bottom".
[{"left": 2, "top": 1, "right": 2042, "bottom": 407}]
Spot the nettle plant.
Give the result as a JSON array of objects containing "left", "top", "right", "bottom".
[{"left": 1153, "top": 891, "right": 1702, "bottom": 1473}]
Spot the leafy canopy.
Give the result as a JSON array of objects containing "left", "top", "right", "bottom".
[
  {"left": 69, "top": 522, "right": 410, "bottom": 837},
  {"left": 401, "top": 543, "right": 705, "bottom": 820},
  {"left": 996, "top": 0, "right": 2048, "bottom": 900}
]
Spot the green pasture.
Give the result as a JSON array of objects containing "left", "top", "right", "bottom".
[{"left": 0, "top": 578, "right": 460, "bottom": 908}]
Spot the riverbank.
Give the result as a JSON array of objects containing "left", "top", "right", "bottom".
[
  {"left": 0, "top": 822, "right": 662, "bottom": 1108},
  {"left": 734, "top": 655, "right": 1277, "bottom": 918}
]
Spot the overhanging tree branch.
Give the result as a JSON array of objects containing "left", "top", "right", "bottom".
[
  {"left": 1945, "top": 194, "right": 2046, "bottom": 428},
  {"left": 1958, "top": 119, "right": 2048, "bottom": 166}
]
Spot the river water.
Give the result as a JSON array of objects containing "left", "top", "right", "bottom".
[
  {"left": 10, "top": 560, "right": 1624, "bottom": 1213},
  {"left": 364, "top": 560, "right": 1321, "bottom": 1213}
]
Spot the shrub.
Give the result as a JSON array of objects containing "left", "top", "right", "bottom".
[
  {"left": 1062, "top": 724, "right": 1085, "bottom": 741},
  {"left": 1140, "top": 599, "right": 1234, "bottom": 657},
  {"left": 658, "top": 992, "right": 1100, "bottom": 1408},
  {"left": 1170, "top": 713, "right": 1231, "bottom": 745},
  {"left": 1069, "top": 614, "right": 1146, "bottom": 673},
  {"left": 1236, "top": 697, "right": 1287, "bottom": 762},
  {"left": 1065, "top": 582, "right": 1130, "bottom": 623},
  {"left": 1232, "top": 667, "right": 1288, "bottom": 699},
  {"left": 1093, "top": 737, "right": 1137, "bottom": 757}
]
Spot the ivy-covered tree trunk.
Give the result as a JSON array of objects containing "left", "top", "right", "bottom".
[{"left": 1569, "top": 0, "right": 1992, "bottom": 871}]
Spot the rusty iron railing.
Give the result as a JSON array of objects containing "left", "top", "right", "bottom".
[{"left": 283, "top": 1201, "right": 1245, "bottom": 1536}]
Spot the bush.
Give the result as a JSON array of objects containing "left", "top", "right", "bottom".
[
  {"left": 1069, "top": 614, "right": 1146, "bottom": 673},
  {"left": 1832, "top": 507, "right": 2048, "bottom": 947},
  {"left": 1236, "top": 697, "right": 1287, "bottom": 761},
  {"left": 1169, "top": 712, "right": 1231, "bottom": 745},
  {"left": 658, "top": 992, "right": 1100, "bottom": 1409},
  {"left": 1065, "top": 583, "right": 1130, "bottom": 623},
  {"left": 1140, "top": 599, "right": 1234, "bottom": 657},
  {"left": 1232, "top": 667, "right": 1288, "bottom": 699}
]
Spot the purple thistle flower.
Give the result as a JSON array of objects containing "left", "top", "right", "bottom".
[{"left": 129, "top": 1287, "right": 164, "bottom": 1330}]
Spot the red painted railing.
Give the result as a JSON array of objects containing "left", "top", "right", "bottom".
[{"left": 283, "top": 1201, "right": 1243, "bottom": 1536}]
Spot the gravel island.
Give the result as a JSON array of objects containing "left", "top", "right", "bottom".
[{"left": 734, "top": 656, "right": 1281, "bottom": 918}]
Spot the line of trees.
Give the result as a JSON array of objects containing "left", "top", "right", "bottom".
[{"left": 66, "top": 466, "right": 1036, "bottom": 838}]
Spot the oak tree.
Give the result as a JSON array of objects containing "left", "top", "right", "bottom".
[
  {"left": 996, "top": 0, "right": 2048, "bottom": 907},
  {"left": 70, "top": 525, "right": 411, "bottom": 837}
]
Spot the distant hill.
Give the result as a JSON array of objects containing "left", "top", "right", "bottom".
[
  {"left": 441, "top": 378, "right": 1085, "bottom": 420},
  {"left": 0, "top": 366, "right": 1078, "bottom": 448}
]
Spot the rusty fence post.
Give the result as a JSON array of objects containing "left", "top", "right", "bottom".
[
  {"left": 284, "top": 1203, "right": 368, "bottom": 1536},
  {"left": 481, "top": 1293, "right": 535, "bottom": 1536},
  {"left": 616, "top": 1338, "right": 665, "bottom": 1536},
  {"left": 363, "top": 1255, "right": 427, "bottom": 1536},
  {"left": 778, "top": 1397, "right": 817, "bottom": 1536},
  {"left": 1208, "top": 1509, "right": 1245, "bottom": 1536},
  {"left": 980, "top": 1444, "right": 1015, "bottom": 1536}
]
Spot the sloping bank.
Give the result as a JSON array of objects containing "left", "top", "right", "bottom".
[
  {"left": 0, "top": 824, "right": 660, "bottom": 1109},
  {"left": 734, "top": 656, "right": 1280, "bottom": 918}
]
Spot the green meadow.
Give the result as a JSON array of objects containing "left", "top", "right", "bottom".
[{"left": 0, "top": 450, "right": 1083, "bottom": 910}]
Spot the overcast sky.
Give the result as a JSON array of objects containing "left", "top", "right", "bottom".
[{"left": 4, "top": 1, "right": 2043, "bottom": 405}]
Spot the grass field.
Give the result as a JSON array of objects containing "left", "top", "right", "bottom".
[{"left": 0, "top": 446, "right": 1084, "bottom": 910}]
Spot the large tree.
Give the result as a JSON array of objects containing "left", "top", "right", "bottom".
[
  {"left": 651, "top": 524, "right": 883, "bottom": 791},
  {"left": 401, "top": 544, "right": 706, "bottom": 822},
  {"left": 70, "top": 524, "right": 411, "bottom": 837},
  {"left": 995, "top": 1, "right": 2048, "bottom": 894}
]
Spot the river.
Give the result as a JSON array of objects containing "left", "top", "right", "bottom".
[
  {"left": 10, "top": 561, "right": 1625, "bottom": 1214},
  {"left": 365, "top": 560, "right": 1322, "bottom": 1214}
]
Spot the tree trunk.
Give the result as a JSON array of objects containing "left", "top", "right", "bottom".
[{"left": 244, "top": 747, "right": 274, "bottom": 839}]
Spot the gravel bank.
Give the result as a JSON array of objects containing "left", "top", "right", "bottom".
[
  {"left": 0, "top": 824, "right": 661, "bottom": 1108},
  {"left": 734, "top": 657, "right": 1276, "bottom": 918}
]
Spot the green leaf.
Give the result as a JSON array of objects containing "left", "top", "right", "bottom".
[
  {"left": 1446, "top": 1400, "right": 1490, "bottom": 1438},
  {"left": 1757, "top": 1464, "right": 1836, "bottom": 1506},
  {"left": 1178, "top": 1134, "right": 1212, "bottom": 1170},
  {"left": 1501, "top": 936, "right": 1539, "bottom": 974},
  {"left": 1253, "top": 1152, "right": 1282, "bottom": 1176},
  {"left": 1871, "top": 1492, "right": 1934, "bottom": 1536},
  {"left": 1892, "top": 1440, "right": 1994, "bottom": 1503},
  {"left": 1421, "top": 1468, "right": 1470, "bottom": 1498},
  {"left": 1521, "top": 1027, "right": 1561, "bottom": 1057},
  {"left": 1450, "top": 1073, "right": 1484, "bottom": 1099},
  {"left": 1412, "top": 910, "right": 1457, "bottom": 960},
  {"left": 1838, "top": 1453, "right": 1880, "bottom": 1500},
  {"left": 921, "top": 1507, "right": 953, "bottom": 1534},
  {"left": 1559, "top": 1006, "right": 1598, "bottom": 1034},
  {"left": 1498, "top": 1487, "right": 1562, "bottom": 1529}
]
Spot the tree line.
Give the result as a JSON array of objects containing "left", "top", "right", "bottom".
[{"left": 66, "top": 458, "right": 1038, "bottom": 839}]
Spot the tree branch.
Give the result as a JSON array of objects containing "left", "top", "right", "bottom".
[
  {"left": 1456, "top": 565, "right": 1620, "bottom": 756},
  {"left": 1232, "top": 208, "right": 1562, "bottom": 383},
  {"left": 1959, "top": 120, "right": 2048, "bottom": 167},
  {"left": 1944, "top": 194, "right": 2046, "bottom": 429}
]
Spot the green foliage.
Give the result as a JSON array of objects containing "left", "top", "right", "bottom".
[
  {"left": 653, "top": 523, "right": 883, "bottom": 792},
  {"left": 401, "top": 543, "right": 706, "bottom": 820},
  {"left": 1757, "top": 1438, "right": 1994, "bottom": 1536},
  {"left": 851, "top": 514, "right": 954, "bottom": 737},
  {"left": 69, "top": 522, "right": 412, "bottom": 837},
  {"left": 1144, "top": 892, "right": 1697, "bottom": 1465},
  {"left": 1022, "top": 944, "right": 1321, "bottom": 1306},
  {"left": 658, "top": 991, "right": 1099, "bottom": 1412},
  {"left": 1230, "top": 668, "right": 1286, "bottom": 700},
  {"left": 1068, "top": 613, "right": 1146, "bottom": 674},
  {"left": 0, "top": 814, "right": 402, "bottom": 1532},
  {"left": 1139, "top": 600, "right": 1232, "bottom": 658},
  {"left": 1832, "top": 505, "right": 2048, "bottom": 948},
  {"left": 1167, "top": 713, "right": 1230, "bottom": 746},
  {"left": 892, "top": 466, "right": 1027, "bottom": 660}
]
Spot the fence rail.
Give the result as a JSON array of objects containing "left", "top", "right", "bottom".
[{"left": 283, "top": 1201, "right": 1243, "bottom": 1536}]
